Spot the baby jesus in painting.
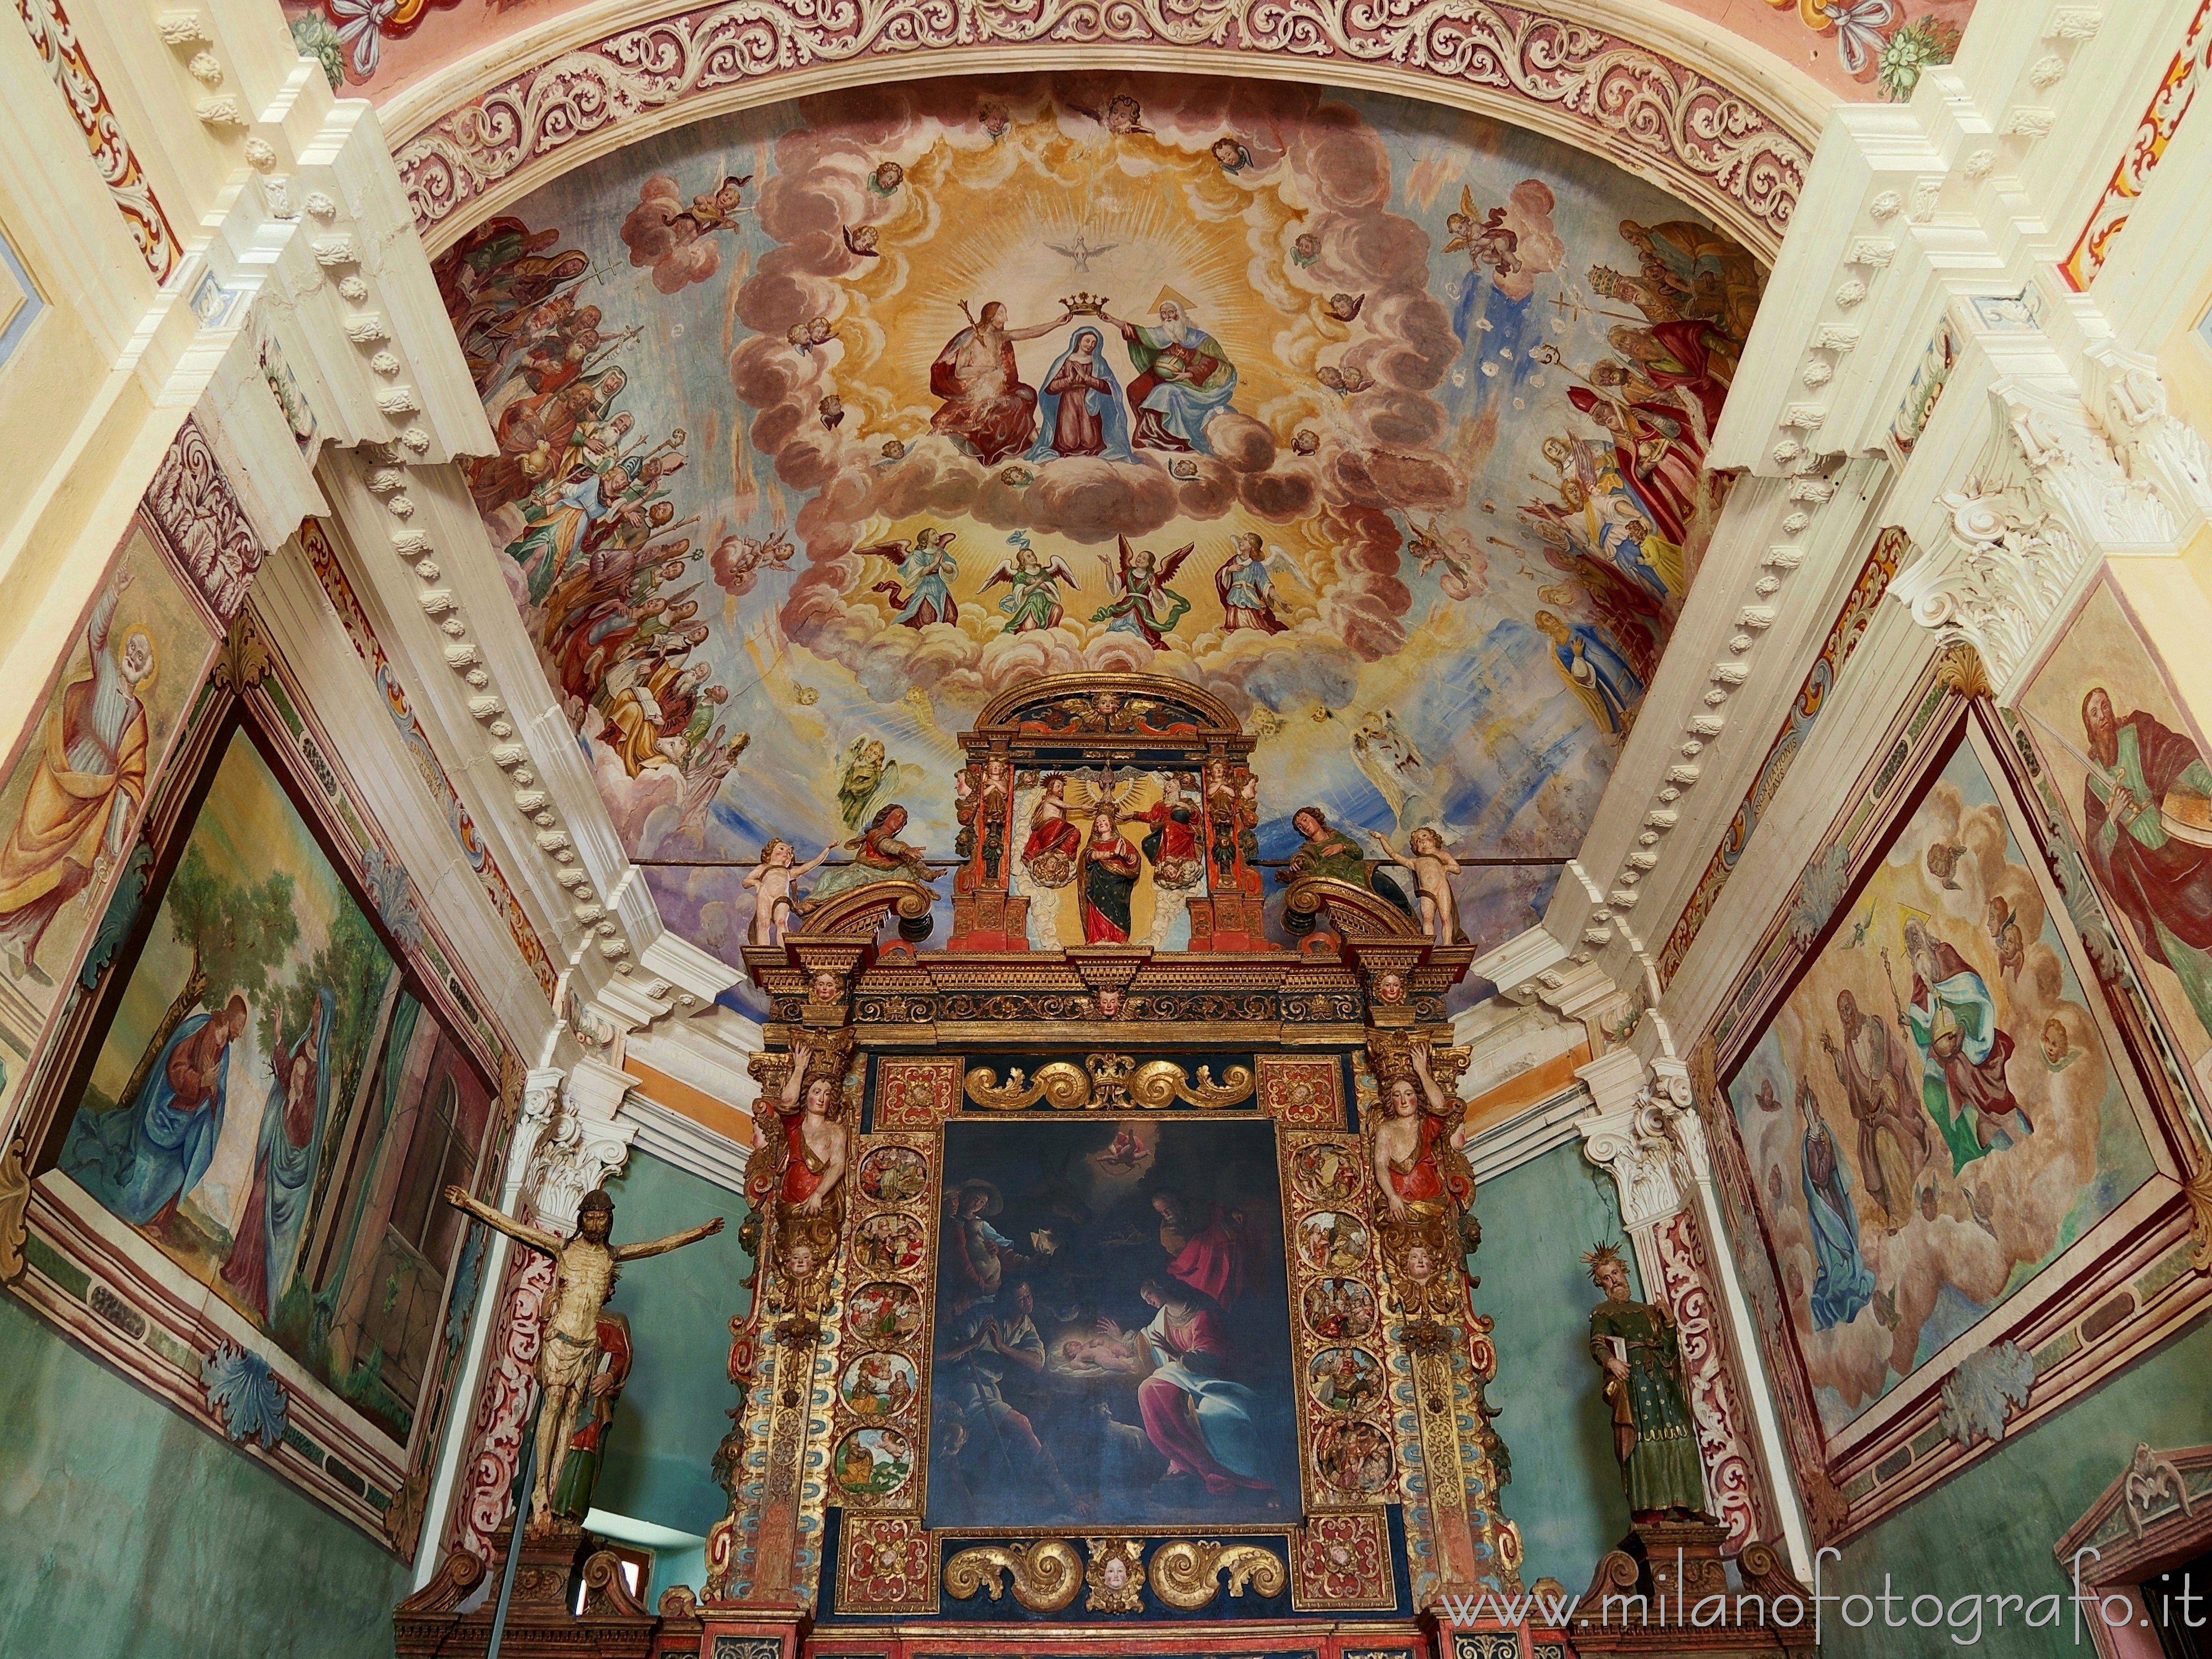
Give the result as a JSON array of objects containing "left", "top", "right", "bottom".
[{"left": 744, "top": 837, "right": 832, "bottom": 946}]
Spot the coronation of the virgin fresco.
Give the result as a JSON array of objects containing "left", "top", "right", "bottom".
[{"left": 436, "top": 75, "right": 1762, "bottom": 1006}]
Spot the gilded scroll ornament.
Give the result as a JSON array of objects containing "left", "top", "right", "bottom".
[
  {"left": 1129, "top": 1058, "right": 1256, "bottom": 1109},
  {"left": 963, "top": 1056, "right": 1255, "bottom": 1112},
  {"left": 1145, "top": 1539, "right": 1286, "bottom": 1609},
  {"left": 942, "top": 1538, "right": 1083, "bottom": 1611},
  {"left": 963, "top": 1061, "right": 1092, "bottom": 1110}
]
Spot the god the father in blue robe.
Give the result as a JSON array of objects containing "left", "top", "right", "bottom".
[
  {"left": 1102, "top": 290, "right": 1239, "bottom": 455},
  {"left": 63, "top": 991, "right": 251, "bottom": 1228}
]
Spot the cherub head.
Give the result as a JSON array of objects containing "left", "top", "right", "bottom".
[
  {"left": 1408, "top": 826, "right": 1444, "bottom": 857},
  {"left": 809, "top": 969, "right": 842, "bottom": 1003},
  {"left": 1095, "top": 987, "right": 1123, "bottom": 1018},
  {"left": 2042, "top": 1015, "right": 2070, "bottom": 1064}
]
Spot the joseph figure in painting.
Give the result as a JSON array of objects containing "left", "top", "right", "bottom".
[
  {"left": 442, "top": 1184, "right": 722, "bottom": 1529},
  {"left": 1584, "top": 1241, "right": 1707, "bottom": 1526},
  {"left": 2079, "top": 687, "right": 2212, "bottom": 1044}
]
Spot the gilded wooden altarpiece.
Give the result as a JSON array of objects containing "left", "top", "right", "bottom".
[{"left": 693, "top": 678, "right": 1516, "bottom": 1658}]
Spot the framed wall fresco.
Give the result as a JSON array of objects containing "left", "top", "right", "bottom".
[
  {"left": 1696, "top": 683, "right": 2212, "bottom": 1541},
  {"left": 0, "top": 516, "right": 221, "bottom": 1131},
  {"left": 0, "top": 594, "right": 525, "bottom": 1560},
  {"left": 2014, "top": 572, "right": 2212, "bottom": 1121}
]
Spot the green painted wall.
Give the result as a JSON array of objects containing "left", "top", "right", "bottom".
[
  {"left": 1812, "top": 1313, "right": 2212, "bottom": 1658},
  {"left": 592, "top": 1149, "right": 755, "bottom": 1545},
  {"left": 0, "top": 1291, "right": 410, "bottom": 1659},
  {"left": 1476, "top": 1138, "right": 1639, "bottom": 1590}
]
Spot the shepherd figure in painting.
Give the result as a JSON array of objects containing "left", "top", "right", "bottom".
[
  {"left": 929, "top": 300, "right": 1070, "bottom": 466},
  {"left": 441, "top": 1183, "right": 722, "bottom": 1528},
  {"left": 0, "top": 571, "right": 155, "bottom": 984},
  {"left": 1102, "top": 293, "right": 1239, "bottom": 453},
  {"left": 1794, "top": 1074, "right": 1874, "bottom": 1330},
  {"left": 220, "top": 989, "right": 336, "bottom": 1321},
  {"left": 1584, "top": 1241, "right": 1708, "bottom": 1526},
  {"left": 2078, "top": 687, "right": 2212, "bottom": 1042}
]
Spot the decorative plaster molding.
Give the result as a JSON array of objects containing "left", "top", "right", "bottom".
[
  {"left": 621, "top": 1091, "right": 752, "bottom": 1194},
  {"left": 389, "top": 0, "right": 1813, "bottom": 260},
  {"left": 2061, "top": 0, "right": 2212, "bottom": 291},
  {"left": 141, "top": 416, "right": 272, "bottom": 631},
  {"left": 12, "top": 0, "right": 180, "bottom": 283}
]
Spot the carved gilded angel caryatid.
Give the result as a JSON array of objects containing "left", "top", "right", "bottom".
[
  {"left": 1363, "top": 1031, "right": 1480, "bottom": 1317},
  {"left": 743, "top": 1030, "right": 857, "bottom": 1321}
]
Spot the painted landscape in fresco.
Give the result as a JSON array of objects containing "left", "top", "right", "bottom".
[
  {"left": 2018, "top": 577, "right": 2212, "bottom": 1100},
  {"left": 55, "top": 729, "right": 493, "bottom": 1443},
  {"left": 926, "top": 1115, "right": 1296, "bottom": 1528},
  {"left": 434, "top": 74, "right": 1762, "bottom": 1000},
  {"left": 1724, "top": 731, "right": 2156, "bottom": 1436}
]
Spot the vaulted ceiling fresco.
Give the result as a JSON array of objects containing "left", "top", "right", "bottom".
[
  {"left": 431, "top": 72, "right": 1768, "bottom": 1006},
  {"left": 286, "top": 0, "right": 1975, "bottom": 104}
]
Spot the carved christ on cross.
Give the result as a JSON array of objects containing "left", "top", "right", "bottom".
[{"left": 444, "top": 1182, "right": 723, "bottom": 1530}]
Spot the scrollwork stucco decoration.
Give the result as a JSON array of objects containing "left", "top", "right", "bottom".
[
  {"left": 1146, "top": 1538, "right": 1288, "bottom": 1610},
  {"left": 942, "top": 1538, "right": 1083, "bottom": 1611}
]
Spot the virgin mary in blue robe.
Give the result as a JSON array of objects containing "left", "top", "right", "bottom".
[
  {"left": 1799, "top": 1085, "right": 1875, "bottom": 1330},
  {"left": 1026, "top": 329, "right": 1136, "bottom": 463}
]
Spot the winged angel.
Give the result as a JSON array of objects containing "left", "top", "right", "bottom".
[{"left": 1092, "top": 535, "right": 1194, "bottom": 648}]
